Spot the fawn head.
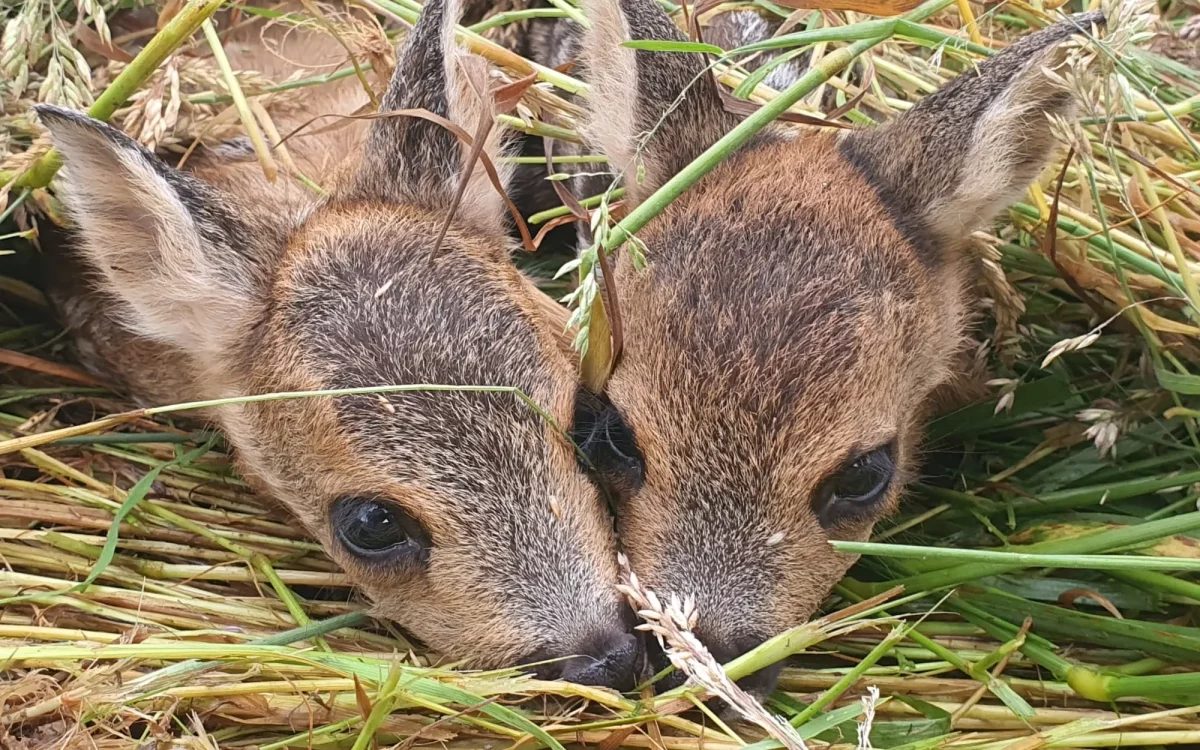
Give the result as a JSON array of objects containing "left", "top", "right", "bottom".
[
  {"left": 573, "top": 0, "right": 1102, "bottom": 691},
  {"left": 37, "top": 0, "right": 638, "bottom": 684}
]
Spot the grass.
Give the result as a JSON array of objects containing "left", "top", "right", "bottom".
[{"left": 3, "top": 0, "right": 1200, "bottom": 747}]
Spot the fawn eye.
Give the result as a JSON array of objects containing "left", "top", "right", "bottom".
[
  {"left": 572, "top": 388, "right": 645, "bottom": 499},
  {"left": 332, "top": 496, "right": 431, "bottom": 565},
  {"left": 814, "top": 443, "right": 896, "bottom": 527}
]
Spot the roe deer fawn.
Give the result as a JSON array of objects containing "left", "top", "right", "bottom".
[
  {"left": 36, "top": 0, "right": 638, "bottom": 686},
  {"left": 569, "top": 0, "right": 1104, "bottom": 693}
]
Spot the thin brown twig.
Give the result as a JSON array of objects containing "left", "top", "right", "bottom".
[
  {"left": 0, "top": 348, "right": 112, "bottom": 388},
  {"left": 276, "top": 108, "right": 534, "bottom": 250},
  {"left": 1044, "top": 147, "right": 1110, "bottom": 320}
]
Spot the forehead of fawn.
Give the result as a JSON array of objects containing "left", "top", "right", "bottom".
[
  {"left": 571, "top": 0, "right": 1103, "bottom": 691},
  {"left": 37, "top": 0, "right": 638, "bottom": 685}
]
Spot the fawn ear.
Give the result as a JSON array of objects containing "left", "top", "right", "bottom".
[
  {"left": 580, "top": 0, "right": 742, "bottom": 203},
  {"left": 839, "top": 12, "right": 1104, "bottom": 258},
  {"left": 36, "top": 105, "right": 270, "bottom": 358},
  {"left": 347, "top": 0, "right": 512, "bottom": 236}
]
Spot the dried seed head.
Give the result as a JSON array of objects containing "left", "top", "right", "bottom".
[
  {"left": 1041, "top": 330, "right": 1101, "bottom": 368},
  {"left": 1077, "top": 405, "right": 1125, "bottom": 457},
  {"left": 616, "top": 556, "right": 808, "bottom": 750},
  {"left": 857, "top": 685, "right": 881, "bottom": 750}
]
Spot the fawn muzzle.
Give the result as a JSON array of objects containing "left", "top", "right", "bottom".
[{"left": 522, "top": 626, "right": 642, "bottom": 690}]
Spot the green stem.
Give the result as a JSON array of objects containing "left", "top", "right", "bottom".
[
  {"left": 468, "top": 8, "right": 569, "bottom": 33},
  {"left": 352, "top": 665, "right": 405, "bottom": 750},
  {"left": 497, "top": 114, "right": 580, "bottom": 142},
  {"left": 1109, "top": 568, "right": 1200, "bottom": 604},
  {"left": 544, "top": 0, "right": 589, "bottom": 28},
  {"left": 835, "top": 541, "right": 1200, "bottom": 572},
  {"left": 1102, "top": 671, "right": 1200, "bottom": 702},
  {"left": 1109, "top": 657, "right": 1168, "bottom": 676},
  {"left": 50, "top": 432, "right": 202, "bottom": 445},
  {"left": 1010, "top": 470, "right": 1200, "bottom": 517},
  {"left": 601, "top": 0, "right": 954, "bottom": 252},
  {"left": 950, "top": 597, "right": 1074, "bottom": 680},
  {"left": 529, "top": 187, "right": 627, "bottom": 225},
  {"left": 790, "top": 625, "right": 908, "bottom": 727},
  {"left": 7, "top": 0, "right": 228, "bottom": 190},
  {"left": 501, "top": 155, "right": 609, "bottom": 166},
  {"left": 134, "top": 499, "right": 330, "bottom": 650},
  {"left": 126, "top": 611, "right": 367, "bottom": 692},
  {"left": 1061, "top": 663, "right": 1200, "bottom": 706},
  {"left": 1010, "top": 202, "right": 1190, "bottom": 293},
  {"left": 834, "top": 583, "right": 1036, "bottom": 718},
  {"left": 881, "top": 510, "right": 1200, "bottom": 593},
  {"left": 730, "top": 16, "right": 991, "bottom": 57},
  {"left": 371, "top": 0, "right": 586, "bottom": 94}
]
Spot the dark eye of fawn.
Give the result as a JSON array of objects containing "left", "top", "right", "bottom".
[
  {"left": 815, "top": 444, "right": 896, "bottom": 527},
  {"left": 332, "top": 496, "right": 431, "bottom": 565}
]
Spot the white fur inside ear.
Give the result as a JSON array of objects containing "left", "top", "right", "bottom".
[
  {"left": 46, "top": 121, "right": 258, "bottom": 358},
  {"left": 930, "top": 53, "right": 1069, "bottom": 243},
  {"left": 580, "top": 0, "right": 638, "bottom": 178}
]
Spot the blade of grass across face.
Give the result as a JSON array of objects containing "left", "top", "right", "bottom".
[{"left": 0, "top": 383, "right": 560, "bottom": 457}]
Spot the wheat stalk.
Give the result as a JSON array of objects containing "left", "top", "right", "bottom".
[{"left": 617, "top": 554, "right": 809, "bottom": 750}]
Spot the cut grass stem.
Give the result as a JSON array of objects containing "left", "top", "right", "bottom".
[
  {"left": 835, "top": 541, "right": 1200, "bottom": 571},
  {"left": 5, "top": 0, "right": 228, "bottom": 190}
]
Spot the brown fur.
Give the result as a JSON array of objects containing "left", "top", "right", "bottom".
[
  {"left": 37, "top": 0, "right": 638, "bottom": 684},
  {"left": 574, "top": 0, "right": 1103, "bottom": 690}
]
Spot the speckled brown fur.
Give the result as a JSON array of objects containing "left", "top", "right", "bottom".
[
  {"left": 575, "top": 0, "right": 1103, "bottom": 690},
  {"left": 36, "top": 0, "right": 637, "bottom": 683}
]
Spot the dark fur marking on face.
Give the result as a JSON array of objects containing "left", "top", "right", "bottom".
[
  {"left": 279, "top": 226, "right": 554, "bottom": 492},
  {"left": 836, "top": 136, "right": 944, "bottom": 270}
]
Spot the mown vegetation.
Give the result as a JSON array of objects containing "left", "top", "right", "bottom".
[{"left": 2, "top": 0, "right": 1200, "bottom": 746}]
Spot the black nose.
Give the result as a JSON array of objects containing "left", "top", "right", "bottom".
[
  {"left": 646, "top": 630, "right": 782, "bottom": 699},
  {"left": 523, "top": 631, "right": 641, "bottom": 691},
  {"left": 560, "top": 632, "right": 640, "bottom": 690}
]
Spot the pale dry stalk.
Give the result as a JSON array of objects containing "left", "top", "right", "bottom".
[{"left": 617, "top": 554, "right": 809, "bottom": 750}]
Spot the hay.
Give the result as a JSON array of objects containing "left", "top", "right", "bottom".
[{"left": 2, "top": 0, "right": 1200, "bottom": 747}]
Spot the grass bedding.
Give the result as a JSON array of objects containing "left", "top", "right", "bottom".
[{"left": 2, "top": 0, "right": 1200, "bottom": 746}]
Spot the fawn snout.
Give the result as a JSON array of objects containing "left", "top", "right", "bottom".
[{"left": 523, "top": 626, "right": 641, "bottom": 689}]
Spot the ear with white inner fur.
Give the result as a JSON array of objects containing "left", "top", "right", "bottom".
[
  {"left": 580, "top": 0, "right": 742, "bottom": 203},
  {"left": 345, "top": 0, "right": 512, "bottom": 237},
  {"left": 36, "top": 104, "right": 272, "bottom": 359},
  {"left": 838, "top": 11, "right": 1104, "bottom": 258}
]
